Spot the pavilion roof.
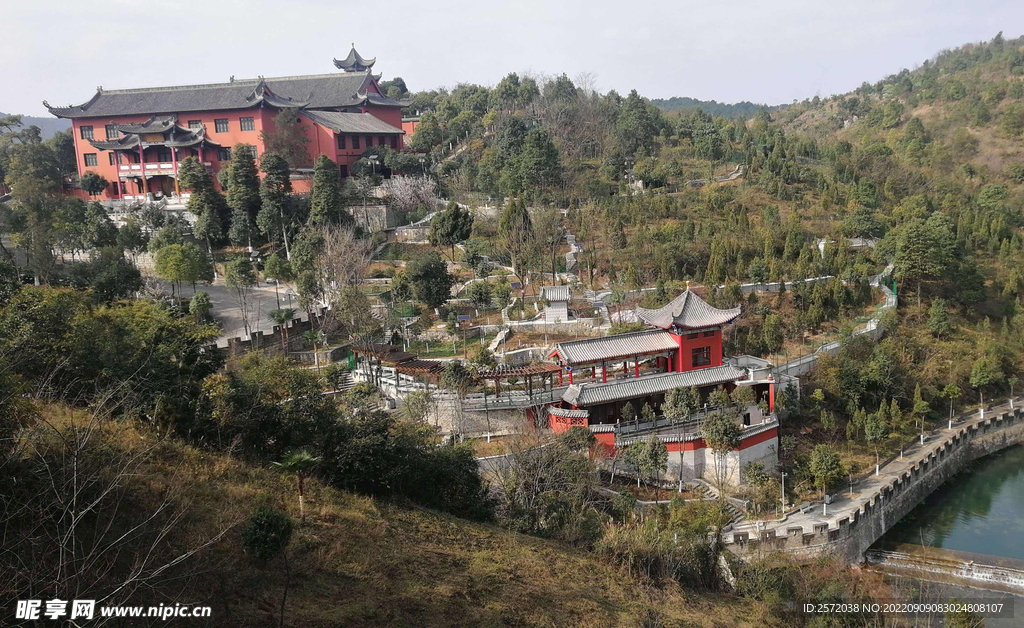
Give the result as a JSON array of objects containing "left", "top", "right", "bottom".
[
  {"left": 561, "top": 365, "right": 746, "bottom": 407},
  {"left": 43, "top": 70, "right": 386, "bottom": 118},
  {"left": 474, "top": 363, "right": 562, "bottom": 380},
  {"left": 88, "top": 119, "right": 221, "bottom": 150},
  {"left": 550, "top": 329, "right": 678, "bottom": 366},
  {"left": 635, "top": 290, "right": 741, "bottom": 331},
  {"left": 333, "top": 46, "right": 376, "bottom": 72},
  {"left": 541, "top": 285, "right": 571, "bottom": 302},
  {"left": 302, "top": 110, "right": 405, "bottom": 135}
]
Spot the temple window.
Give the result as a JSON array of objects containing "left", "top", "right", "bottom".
[
  {"left": 215, "top": 119, "right": 229, "bottom": 133},
  {"left": 218, "top": 147, "right": 231, "bottom": 161},
  {"left": 105, "top": 124, "right": 118, "bottom": 140},
  {"left": 390, "top": 136, "right": 397, "bottom": 149},
  {"left": 156, "top": 147, "right": 172, "bottom": 162},
  {"left": 686, "top": 332, "right": 699, "bottom": 340},
  {"left": 80, "top": 126, "right": 93, "bottom": 140},
  {"left": 108, "top": 153, "right": 116, "bottom": 165},
  {"left": 84, "top": 153, "right": 97, "bottom": 167},
  {"left": 378, "top": 135, "right": 386, "bottom": 146},
  {"left": 188, "top": 120, "right": 202, "bottom": 129},
  {"left": 336, "top": 135, "right": 346, "bottom": 150},
  {"left": 352, "top": 136, "right": 360, "bottom": 149},
  {"left": 703, "top": 331, "right": 715, "bottom": 337},
  {"left": 240, "top": 117, "right": 255, "bottom": 132},
  {"left": 692, "top": 346, "right": 711, "bottom": 367}
]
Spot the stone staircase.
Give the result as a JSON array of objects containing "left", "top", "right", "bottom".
[
  {"left": 329, "top": 370, "right": 356, "bottom": 393},
  {"left": 689, "top": 482, "right": 746, "bottom": 526}
]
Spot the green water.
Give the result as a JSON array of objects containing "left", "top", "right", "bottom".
[{"left": 880, "top": 445, "right": 1024, "bottom": 560}]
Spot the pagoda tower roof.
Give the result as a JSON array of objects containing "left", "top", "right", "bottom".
[
  {"left": 635, "top": 290, "right": 741, "bottom": 331},
  {"left": 333, "top": 45, "right": 376, "bottom": 72}
]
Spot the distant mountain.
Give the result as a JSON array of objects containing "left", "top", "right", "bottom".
[
  {"left": 0, "top": 112, "right": 70, "bottom": 139},
  {"left": 650, "top": 96, "right": 785, "bottom": 119}
]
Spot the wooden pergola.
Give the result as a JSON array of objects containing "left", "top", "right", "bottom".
[{"left": 474, "top": 363, "right": 563, "bottom": 397}]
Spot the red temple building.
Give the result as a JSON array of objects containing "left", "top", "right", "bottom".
[
  {"left": 546, "top": 290, "right": 780, "bottom": 482},
  {"left": 44, "top": 46, "right": 407, "bottom": 202}
]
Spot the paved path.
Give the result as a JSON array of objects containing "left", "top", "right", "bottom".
[{"left": 161, "top": 279, "right": 299, "bottom": 345}]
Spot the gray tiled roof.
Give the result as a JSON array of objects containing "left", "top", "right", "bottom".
[
  {"left": 548, "top": 406, "right": 590, "bottom": 418},
  {"left": 541, "top": 285, "right": 571, "bottom": 302},
  {"left": 301, "top": 110, "right": 404, "bottom": 134},
  {"left": 89, "top": 121, "right": 220, "bottom": 150},
  {"left": 113, "top": 116, "right": 178, "bottom": 134},
  {"left": 44, "top": 71, "right": 399, "bottom": 118},
  {"left": 562, "top": 365, "right": 746, "bottom": 407},
  {"left": 636, "top": 290, "right": 741, "bottom": 330},
  {"left": 552, "top": 330, "right": 678, "bottom": 366}
]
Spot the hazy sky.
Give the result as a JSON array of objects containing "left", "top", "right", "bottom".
[{"left": 4, "top": 0, "right": 1023, "bottom": 117}]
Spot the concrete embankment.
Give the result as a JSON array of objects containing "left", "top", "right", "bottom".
[{"left": 866, "top": 544, "right": 1024, "bottom": 594}]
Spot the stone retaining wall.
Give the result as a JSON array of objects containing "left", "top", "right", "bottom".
[{"left": 726, "top": 408, "right": 1024, "bottom": 563}]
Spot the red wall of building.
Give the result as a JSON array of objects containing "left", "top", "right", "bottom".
[
  {"left": 67, "top": 101, "right": 405, "bottom": 200},
  {"left": 70, "top": 108, "right": 267, "bottom": 200},
  {"left": 672, "top": 329, "right": 723, "bottom": 372},
  {"left": 401, "top": 119, "right": 420, "bottom": 136}
]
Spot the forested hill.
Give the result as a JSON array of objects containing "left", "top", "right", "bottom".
[
  {"left": 650, "top": 96, "right": 783, "bottom": 119},
  {"left": 0, "top": 112, "right": 69, "bottom": 139}
]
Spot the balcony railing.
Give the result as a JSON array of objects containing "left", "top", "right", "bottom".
[{"left": 116, "top": 161, "right": 211, "bottom": 178}]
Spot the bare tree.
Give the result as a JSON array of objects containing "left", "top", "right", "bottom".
[
  {"left": 1, "top": 403, "right": 231, "bottom": 626},
  {"left": 308, "top": 224, "right": 373, "bottom": 334}
]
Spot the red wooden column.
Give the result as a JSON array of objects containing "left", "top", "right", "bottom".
[
  {"left": 568, "top": 367, "right": 573, "bottom": 385},
  {"left": 634, "top": 356, "right": 639, "bottom": 378},
  {"left": 591, "top": 366, "right": 596, "bottom": 379},
  {"left": 558, "top": 369, "right": 562, "bottom": 386},
  {"left": 113, "top": 152, "right": 122, "bottom": 199},
  {"left": 138, "top": 145, "right": 148, "bottom": 196},
  {"left": 171, "top": 147, "right": 180, "bottom": 197},
  {"left": 602, "top": 362, "right": 607, "bottom": 383}
]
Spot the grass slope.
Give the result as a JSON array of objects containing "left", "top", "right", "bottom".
[{"left": 28, "top": 406, "right": 772, "bottom": 628}]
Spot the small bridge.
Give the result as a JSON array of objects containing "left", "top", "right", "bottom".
[{"left": 724, "top": 399, "right": 1024, "bottom": 564}]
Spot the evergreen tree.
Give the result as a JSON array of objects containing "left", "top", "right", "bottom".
[
  {"left": 498, "top": 198, "right": 534, "bottom": 283},
  {"left": 429, "top": 200, "right": 474, "bottom": 262},
  {"left": 178, "top": 156, "right": 227, "bottom": 253},
  {"left": 226, "top": 144, "right": 261, "bottom": 248},
  {"left": 308, "top": 155, "right": 345, "bottom": 225},
  {"left": 258, "top": 153, "right": 294, "bottom": 259}
]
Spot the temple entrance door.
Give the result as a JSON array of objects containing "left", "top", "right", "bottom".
[{"left": 156, "top": 176, "right": 174, "bottom": 199}]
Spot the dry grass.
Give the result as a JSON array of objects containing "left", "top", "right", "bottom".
[{"left": 29, "top": 404, "right": 782, "bottom": 628}]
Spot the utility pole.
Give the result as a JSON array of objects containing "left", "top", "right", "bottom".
[{"left": 780, "top": 471, "right": 788, "bottom": 510}]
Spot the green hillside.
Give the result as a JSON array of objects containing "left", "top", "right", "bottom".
[
  {"left": 0, "top": 112, "right": 69, "bottom": 140},
  {"left": 650, "top": 96, "right": 783, "bottom": 119}
]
